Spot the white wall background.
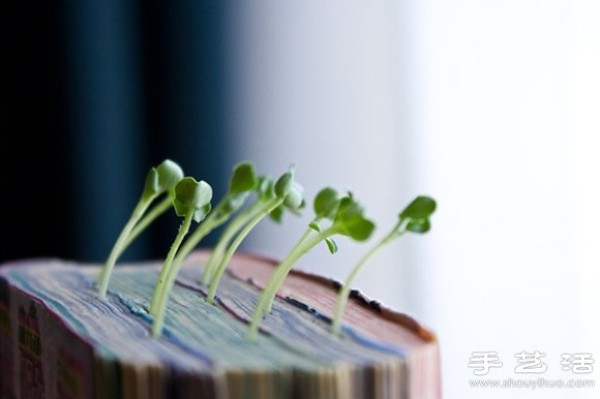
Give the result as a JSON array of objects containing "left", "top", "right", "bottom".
[{"left": 225, "top": 2, "right": 600, "bottom": 398}]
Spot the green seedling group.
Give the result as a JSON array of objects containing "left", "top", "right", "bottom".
[{"left": 96, "top": 159, "right": 436, "bottom": 341}]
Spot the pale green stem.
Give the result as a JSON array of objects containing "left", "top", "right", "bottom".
[
  {"left": 172, "top": 206, "right": 231, "bottom": 271},
  {"left": 264, "top": 227, "right": 336, "bottom": 313},
  {"left": 149, "top": 214, "right": 194, "bottom": 316},
  {"left": 207, "top": 199, "right": 282, "bottom": 303},
  {"left": 284, "top": 222, "right": 317, "bottom": 263},
  {"left": 200, "top": 201, "right": 264, "bottom": 285},
  {"left": 154, "top": 205, "right": 237, "bottom": 314},
  {"left": 121, "top": 195, "right": 172, "bottom": 252},
  {"left": 150, "top": 213, "right": 194, "bottom": 338},
  {"left": 332, "top": 220, "right": 404, "bottom": 335},
  {"left": 149, "top": 219, "right": 214, "bottom": 318},
  {"left": 97, "top": 195, "right": 154, "bottom": 299},
  {"left": 247, "top": 226, "right": 337, "bottom": 342}
]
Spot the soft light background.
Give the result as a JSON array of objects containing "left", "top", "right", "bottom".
[{"left": 225, "top": 2, "right": 600, "bottom": 399}]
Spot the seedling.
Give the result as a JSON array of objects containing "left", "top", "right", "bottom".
[
  {"left": 205, "top": 169, "right": 305, "bottom": 304},
  {"left": 199, "top": 176, "right": 272, "bottom": 286},
  {"left": 150, "top": 177, "right": 213, "bottom": 338},
  {"left": 96, "top": 159, "right": 184, "bottom": 299},
  {"left": 331, "top": 195, "right": 436, "bottom": 335},
  {"left": 247, "top": 188, "right": 376, "bottom": 342},
  {"left": 168, "top": 161, "right": 259, "bottom": 286}
]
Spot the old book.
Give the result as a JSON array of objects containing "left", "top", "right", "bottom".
[{"left": 0, "top": 250, "right": 441, "bottom": 399}]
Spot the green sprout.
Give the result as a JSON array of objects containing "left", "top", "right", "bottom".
[
  {"left": 150, "top": 177, "right": 213, "bottom": 338},
  {"left": 205, "top": 169, "right": 305, "bottom": 304},
  {"left": 331, "top": 195, "right": 436, "bottom": 335},
  {"left": 164, "top": 161, "right": 259, "bottom": 288},
  {"left": 96, "top": 159, "right": 184, "bottom": 299},
  {"left": 247, "top": 188, "right": 376, "bottom": 342},
  {"left": 198, "top": 176, "right": 272, "bottom": 286}
]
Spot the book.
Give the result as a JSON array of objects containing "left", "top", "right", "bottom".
[{"left": 0, "top": 250, "right": 441, "bottom": 399}]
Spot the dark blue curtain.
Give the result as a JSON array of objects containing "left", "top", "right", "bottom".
[{"left": 0, "top": 2, "right": 232, "bottom": 264}]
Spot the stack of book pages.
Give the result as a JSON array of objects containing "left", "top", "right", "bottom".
[{"left": 0, "top": 250, "right": 441, "bottom": 399}]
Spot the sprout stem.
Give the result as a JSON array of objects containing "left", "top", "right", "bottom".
[
  {"left": 264, "top": 228, "right": 335, "bottom": 313},
  {"left": 331, "top": 219, "right": 405, "bottom": 335},
  {"left": 157, "top": 221, "right": 212, "bottom": 311},
  {"left": 207, "top": 199, "right": 283, "bottom": 303},
  {"left": 200, "top": 201, "right": 264, "bottom": 285},
  {"left": 247, "top": 226, "right": 337, "bottom": 341},
  {"left": 331, "top": 240, "right": 393, "bottom": 335},
  {"left": 97, "top": 197, "right": 153, "bottom": 299},
  {"left": 149, "top": 214, "right": 195, "bottom": 315},
  {"left": 172, "top": 209, "right": 230, "bottom": 274},
  {"left": 150, "top": 212, "right": 194, "bottom": 337},
  {"left": 121, "top": 195, "right": 173, "bottom": 252}
]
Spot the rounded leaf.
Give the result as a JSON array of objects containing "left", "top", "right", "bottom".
[
  {"left": 257, "top": 176, "right": 275, "bottom": 201},
  {"left": 229, "top": 161, "right": 258, "bottom": 195},
  {"left": 220, "top": 193, "right": 248, "bottom": 214},
  {"left": 192, "top": 202, "right": 212, "bottom": 223},
  {"left": 156, "top": 159, "right": 184, "bottom": 194},
  {"left": 334, "top": 196, "right": 376, "bottom": 241},
  {"left": 283, "top": 181, "right": 304, "bottom": 210},
  {"left": 406, "top": 218, "right": 431, "bottom": 234},
  {"left": 344, "top": 217, "right": 376, "bottom": 241},
  {"left": 334, "top": 196, "right": 365, "bottom": 225},
  {"left": 313, "top": 187, "right": 340, "bottom": 219},
  {"left": 308, "top": 221, "right": 323, "bottom": 233},
  {"left": 399, "top": 196, "right": 436, "bottom": 220},
  {"left": 325, "top": 237, "right": 338, "bottom": 254},
  {"left": 268, "top": 205, "right": 284, "bottom": 223},
  {"left": 274, "top": 172, "right": 293, "bottom": 198},
  {"left": 173, "top": 178, "right": 213, "bottom": 220}
]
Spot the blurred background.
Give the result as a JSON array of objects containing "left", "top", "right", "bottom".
[{"left": 1, "top": 2, "right": 599, "bottom": 398}]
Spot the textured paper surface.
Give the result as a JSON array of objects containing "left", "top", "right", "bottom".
[{"left": 0, "top": 251, "right": 440, "bottom": 399}]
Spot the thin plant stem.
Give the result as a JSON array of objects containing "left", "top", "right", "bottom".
[
  {"left": 207, "top": 199, "right": 282, "bottom": 303},
  {"left": 264, "top": 228, "right": 334, "bottom": 313},
  {"left": 149, "top": 214, "right": 194, "bottom": 315},
  {"left": 153, "top": 206, "right": 232, "bottom": 316},
  {"left": 331, "top": 220, "right": 404, "bottom": 335},
  {"left": 97, "top": 197, "right": 153, "bottom": 299},
  {"left": 150, "top": 213, "right": 194, "bottom": 337},
  {"left": 121, "top": 195, "right": 173, "bottom": 252},
  {"left": 247, "top": 226, "right": 336, "bottom": 342},
  {"left": 172, "top": 208, "right": 231, "bottom": 274},
  {"left": 200, "top": 202, "right": 263, "bottom": 285}
]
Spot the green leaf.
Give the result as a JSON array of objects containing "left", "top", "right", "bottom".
[
  {"left": 269, "top": 205, "right": 284, "bottom": 223},
  {"left": 257, "top": 176, "right": 275, "bottom": 201},
  {"left": 192, "top": 203, "right": 212, "bottom": 223},
  {"left": 142, "top": 159, "right": 184, "bottom": 199},
  {"left": 220, "top": 194, "right": 248, "bottom": 215},
  {"left": 334, "top": 196, "right": 365, "bottom": 225},
  {"left": 274, "top": 171, "right": 293, "bottom": 198},
  {"left": 313, "top": 187, "right": 340, "bottom": 219},
  {"left": 399, "top": 196, "right": 436, "bottom": 220},
  {"left": 308, "top": 221, "right": 322, "bottom": 233},
  {"left": 406, "top": 218, "right": 431, "bottom": 233},
  {"left": 325, "top": 237, "right": 338, "bottom": 254},
  {"left": 156, "top": 159, "right": 184, "bottom": 193},
  {"left": 229, "top": 161, "right": 258, "bottom": 195},
  {"left": 283, "top": 181, "right": 304, "bottom": 209},
  {"left": 344, "top": 218, "right": 376, "bottom": 241},
  {"left": 333, "top": 196, "right": 376, "bottom": 241},
  {"left": 173, "top": 178, "right": 213, "bottom": 220}
]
